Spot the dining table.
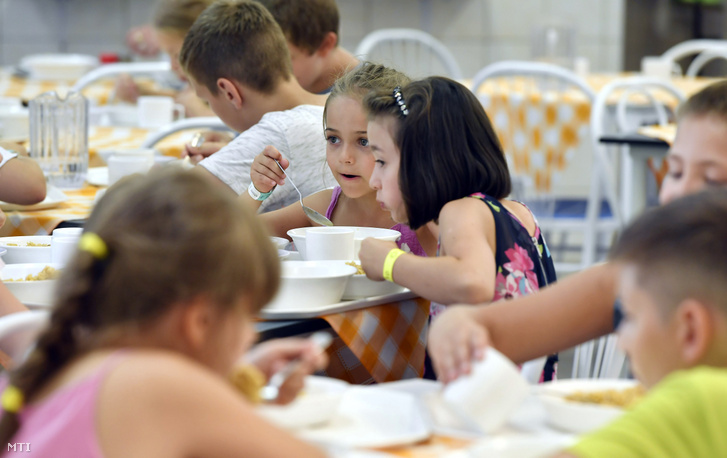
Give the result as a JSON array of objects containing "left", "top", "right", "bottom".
[
  {"left": 0, "top": 125, "right": 197, "bottom": 237},
  {"left": 470, "top": 73, "right": 715, "bottom": 196}
]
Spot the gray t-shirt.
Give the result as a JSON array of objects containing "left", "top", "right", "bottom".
[{"left": 199, "top": 105, "right": 335, "bottom": 212}]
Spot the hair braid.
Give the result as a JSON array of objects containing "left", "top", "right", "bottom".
[{"left": 0, "top": 252, "right": 97, "bottom": 446}]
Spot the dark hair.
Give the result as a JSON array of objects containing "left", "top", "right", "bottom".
[
  {"left": 0, "top": 168, "right": 280, "bottom": 444},
  {"left": 179, "top": 0, "right": 292, "bottom": 95},
  {"left": 364, "top": 76, "right": 511, "bottom": 229},
  {"left": 255, "top": 0, "right": 340, "bottom": 54},
  {"left": 677, "top": 79, "right": 727, "bottom": 122},
  {"left": 322, "top": 62, "right": 411, "bottom": 131},
  {"left": 610, "top": 188, "right": 727, "bottom": 315},
  {"left": 153, "top": 0, "right": 216, "bottom": 34}
]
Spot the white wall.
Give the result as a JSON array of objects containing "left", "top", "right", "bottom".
[{"left": 0, "top": 0, "right": 624, "bottom": 77}]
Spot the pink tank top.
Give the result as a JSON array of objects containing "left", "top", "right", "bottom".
[
  {"left": 2, "top": 352, "right": 128, "bottom": 458},
  {"left": 326, "top": 187, "right": 426, "bottom": 257}
]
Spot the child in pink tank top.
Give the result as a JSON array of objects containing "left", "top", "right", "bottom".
[{"left": 0, "top": 168, "right": 327, "bottom": 457}]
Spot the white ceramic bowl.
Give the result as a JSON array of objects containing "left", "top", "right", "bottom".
[
  {"left": 287, "top": 226, "right": 401, "bottom": 261},
  {"left": 257, "top": 376, "right": 349, "bottom": 430},
  {"left": 1, "top": 263, "right": 62, "bottom": 307},
  {"left": 537, "top": 379, "right": 639, "bottom": 434},
  {"left": 0, "top": 236, "right": 52, "bottom": 264},
  {"left": 20, "top": 53, "right": 98, "bottom": 80},
  {"left": 331, "top": 260, "right": 408, "bottom": 300},
  {"left": 270, "top": 236, "right": 290, "bottom": 250},
  {"left": 263, "top": 261, "right": 357, "bottom": 311},
  {"left": 0, "top": 106, "right": 29, "bottom": 140}
]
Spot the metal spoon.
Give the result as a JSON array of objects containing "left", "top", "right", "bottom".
[
  {"left": 260, "top": 331, "right": 334, "bottom": 403},
  {"left": 274, "top": 160, "right": 333, "bottom": 226}
]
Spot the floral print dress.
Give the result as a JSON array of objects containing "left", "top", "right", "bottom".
[{"left": 431, "top": 192, "right": 558, "bottom": 380}]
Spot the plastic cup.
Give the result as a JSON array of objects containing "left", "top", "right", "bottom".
[{"left": 305, "top": 227, "right": 355, "bottom": 261}]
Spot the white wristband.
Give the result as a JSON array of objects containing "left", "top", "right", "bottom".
[{"left": 247, "top": 182, "right": 274, "bottom": 201}]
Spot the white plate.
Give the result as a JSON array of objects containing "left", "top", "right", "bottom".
[
  {"left": 537, "top": 379, "right": 640, "bottom": 434},
  {"left": 467, "top": 433, "right": 576, "bottom": 458},
  {"left": 0, "top": 186, "right": 68, "bottom": 211},
  {"left": 299, "top": 386, "right": 431, "bottom": 449},
  {"left": 258, "top": 290, "right": 415, "bottom": 320},
  {"left": 86, "top": 167, "right": 109, "bottom": 187},
  {"left": 257, "top": 376, "right": 349, "bottom": 430},
  {"left": 19, "top": 53, "right": 98, "bottom": 80}
]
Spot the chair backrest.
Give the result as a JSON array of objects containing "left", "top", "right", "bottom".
[
  {"left": 571, "top": 334, "right": 627, "bottom": 379},
  {"left": 660, "top": 39, "right": 727, "bottom": 75},
  {"left": 590, "top": 76, "right": 685, "bottom": 226},
  {"left": 355, "top": 28, "right": 463, "bottom": 80},
  {"left": 140, "top": 116, "right": 235, "bottom": 149},
  {"left": 70, "top": 61, "right": 172, "bottom": 93},
  {"left": 0, "top": 310, "right": 50, "bottom": 366},
  {"left": 470, "top": 60, "right": 595, "bottom": 196},
  {"left": 685, "top": 49, "right": 727, "bottom": 77}
]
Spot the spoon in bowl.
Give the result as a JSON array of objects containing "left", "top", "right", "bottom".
[{"left": 274, "top": 160, "right": 333, "bottom": 226}]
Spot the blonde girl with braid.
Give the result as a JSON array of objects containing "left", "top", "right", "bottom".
[{"left": 0, "top": 169, "right": 326, "bottom": 457}]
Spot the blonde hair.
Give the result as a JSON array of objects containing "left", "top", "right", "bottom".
[
  {"left": 153, "top": 0, "right": 216, "bottom": 35},
  {"left": 677, "top": 79, "right": 727, "bottom": 123},
  {"left": 0, "top": 168, "right": 280, "bottom": 443},
  {"left": 179, "top": 0, "right": 293, "bottom": 95},
  {"left": 323, "top": 62, "right": 411, "bottom": 130}
]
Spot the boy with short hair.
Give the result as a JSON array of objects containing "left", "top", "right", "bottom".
[
  {"left": 179, "top": 0, "right": 335, "bottom": 211},
  {"left": 558, "top": 189, "right": 727, "bottom": 457},
  {"left": 255, "top": 0, "right": 359, "bottom": 94}
]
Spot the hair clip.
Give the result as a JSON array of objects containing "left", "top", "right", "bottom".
[
  {"left": 393, "top": 86, "right": 409, "bottom": 116},
  {"left": 78, "top": 232, "right": 109, "bottom": 260},
  {"left": 1, "top": 385, "right": 24, "bottom": 414}
]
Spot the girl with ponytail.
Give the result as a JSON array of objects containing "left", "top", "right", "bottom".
[{"left": 0, "top": 168, "right": 326, "bottom": 457}]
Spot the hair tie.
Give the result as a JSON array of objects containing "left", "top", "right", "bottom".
[
  {"left": 1, "top": 385, "right": 24, "bottom": 414},
  {"left": 78, "top": 232, "right": 108, "bottom": 260},
  {"left": 393, "top": 86, "right": 409, "bottom": 116}
]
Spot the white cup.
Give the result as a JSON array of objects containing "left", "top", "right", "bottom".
[
  {"left": 137, "top": 96, "right": 185, "bottom": 129},
  {"left": 52, "top": 227, "right": 83, "bottom": 238},
  {"left": 51, "top": 236, "right": 79, "bottom": 266},
  {"left": 573, "top": 56, "right": 590, "bottom": 78},
  {"left": 442, "top": 348, "right": 530, "bottom": 433},
  {"left": 0, "top": 106, "right": 29, "bottom": 140},
  {"left": 107, "top": 149, "right": 155, "bottom": 186},
  {"left": 641, "top": 56, "right": 673, "bottom": 80},
  {"left": 305, "top": 227, "right": 355, "bottom": 261}
]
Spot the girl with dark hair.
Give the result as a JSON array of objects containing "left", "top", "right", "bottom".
[{"left": 359, "top": 77, "right": 558, "bottom": 379}]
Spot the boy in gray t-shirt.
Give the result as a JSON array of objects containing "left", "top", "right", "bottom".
[{"left": 179, "top": 1, "right": 334, "bottom": 211}]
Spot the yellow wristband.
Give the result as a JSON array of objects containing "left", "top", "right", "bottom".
[{"left": 383, "top": 248, "right": 405, "bottom": 282}]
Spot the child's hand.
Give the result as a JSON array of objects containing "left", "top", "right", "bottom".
[
  {"left": 428, "top": 305, "right": 489, "bottom": 383},
  {"left": 113, "top": 74, "right": 141, "bottom": 104},
  {"left": 250, "top": 146, "right": 289, "bottom": 193},
  {"left": 243, "top": 337, "right": 328, "bottom": 405},
  {"left": 183, "top": 130, "right": 233, "bottom": 164},
  {"left": 358, "top": 238, "right": 399, "bottom": 281}
]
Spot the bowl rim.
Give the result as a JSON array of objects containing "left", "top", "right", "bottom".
[
  {"left": 281, "top": 260, "right": 357, "bottom": 279},
  {"left": 287, "top": 226, "right": 401, "bottom": 239}
]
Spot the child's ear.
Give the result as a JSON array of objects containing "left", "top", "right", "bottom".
[
  {"left": 216, "top": 78, "right": 244, "bottom": 110},
  {"left": 675, "top": 298, "right": 713, "bottom": 366},
  {"left": 315, "top": 32, "right": 338, "bottom": 57},
  {"left": 180, "top": 296, "right": 216, "bottom": 350}
]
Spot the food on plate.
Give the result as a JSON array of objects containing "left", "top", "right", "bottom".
[
  {"left": 5, "top": 242, "right": 51, "bottom": 247},
  {"left": 564, "top": 385, "right": 646, "bottom": 408},
  {"left": 345, "top": 261, "right": 365, "bottom": 275},
  {"left": 229, "top": 364, "right": 266, "bottom": 404},
  {"left": 6, "top": 265, "right": 60, "bottom": 282}
]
